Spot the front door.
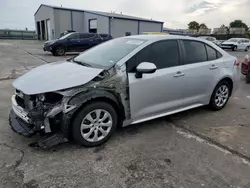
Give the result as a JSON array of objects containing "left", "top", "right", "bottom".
[
  {"left": 178, "top": 40, "right": 221, "bottom": 107},
  {"left": 66, "top": 33, "right": 81, "bottom": 52},
  {"left": 127, "top": 40, "right": 183, "bottom": 122},
  {"left": 238, "top": 39, "right": 245, "bottom": 50}
]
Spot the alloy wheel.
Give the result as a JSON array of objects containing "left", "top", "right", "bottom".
[
  {"left": 56, "top": 47, "right": 65, "bottom": 56},
  {"left": 215, "top": 85, "right": 229, "bottom": 107},
  {"left": 80, "top": 109, "right": 113, "bottom": 142}
]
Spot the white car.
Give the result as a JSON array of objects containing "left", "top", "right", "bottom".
[
  {"left": 221, "top": 38, "right": 250, "bottom": 51},
  {"left": 9, "top": 35, "right": 240, "bottom": 148}
]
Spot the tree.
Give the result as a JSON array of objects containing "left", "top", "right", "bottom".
[
  {"left": 188, "top": 21, "right": 200, "bottom": 31},
  {"left": 230, "top": 20, "right": 248, "bottom": 30},
  {"left": 199, "top": 23, "right": 208, "bottom": 29},
  {"left": 220, "top": 24, "right": 226, "bottom": 28}
]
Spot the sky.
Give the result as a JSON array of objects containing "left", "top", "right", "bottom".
[{"left": 0, "top": 0, "right": 250, "bottom": 30}]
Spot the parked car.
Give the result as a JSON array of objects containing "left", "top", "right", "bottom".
[
  {"left": 43, "top": 32, "right": 104, "bottom": 56},
  {"left": 198, "top": 36, "right": 218, "bottom": 45},
  {"left": 99, "top": 33, "right": 113, "bottom": 42},
  {"left": 10, "top": 35, "right": 239, "bottom": 148},
  {"left": 220, "top": 38, "right": 250, "bottom": 51},
  {"left": 241, "top": 55, "right": 249, "bottom": 75}
]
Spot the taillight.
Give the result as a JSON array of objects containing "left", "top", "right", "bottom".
[{"left": 234, "top": 60, "right": 240, "bottom": 66}]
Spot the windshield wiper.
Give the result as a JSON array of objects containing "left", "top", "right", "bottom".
[{"left": 71, "top": 58, "right": 92, "bottom": 67}]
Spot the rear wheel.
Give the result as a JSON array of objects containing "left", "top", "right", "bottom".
[
  {"left": 209, "top": 81, "right": 231, "bottom": 111},
  {"left": 72, "top": 101, "right": 118, "bottom": 147},
  {"left": 245, "top": 46, "right": 249, "bottom": 52},
  {"left": 232, "top": 46, "right": 237, "bottom": 51}
]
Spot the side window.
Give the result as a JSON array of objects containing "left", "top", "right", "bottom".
[
  {"left": 217, "top": 52, "right": 222, "bottom": 58},
  {"left": 183, "top": 40, "right": 207, "bottom": 64},
  {"left": 70, "top": 33, "right": 79, "bottom": 39},
  {"left": 126, "top": 40, "right": 179, "bottom": 72},
  {"left": 80, "top": 33, "right": 94, "bottom": 39},
  {"left": 206, "top": 45, "right": 217, "bottom": 61},
  {"left": 150, "top": 40, "right": 179, "bottom": 69}
]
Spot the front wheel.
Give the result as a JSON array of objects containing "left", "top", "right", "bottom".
[
  {"left": 54, "top": 46, "right": 65, "bottom": 56},
  {"left": 245, "top": 46, "right": 249, "bottom": 52},
  {"left": 209, "top": 81, "right": 231, "bottom": 111},
  {"left": 232, "top": 46, "right": 237, "bottom": 51},
  {"left": 72, "top": 101, "right": 118, "bottom": 147}
]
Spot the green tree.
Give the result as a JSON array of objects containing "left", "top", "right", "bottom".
[
  {"left": 199, "top": 23, "right": 208, "bottom": 29},
  {"left": 188, "top": 21, "right": 200, "bottom": 31},
  {"left": 230, "top": 20, "right": 248, "bottom": 30}
]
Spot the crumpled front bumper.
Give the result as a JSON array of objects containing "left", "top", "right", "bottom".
[
  {"left": 9, "top": 109, "right": 35, "bottom": 137},
  {"left": 9, "top": 95, "right": 35, "bottom": 137}
]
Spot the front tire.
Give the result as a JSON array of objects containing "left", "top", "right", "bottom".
[
  {"left": 54, "top": 46, "right": 65, "bottom": 56},
  {"left": 232, "top": 46, "right": 237, "bottom": 51},
  {"left": 245, "top": 46, "right": 249, "bottom": 52},
  {"left": 72, "top": 101, "right": 118, "bottom": 147},
  {"left": 209, "top": 81, "right": 231, "bottom": 111}
]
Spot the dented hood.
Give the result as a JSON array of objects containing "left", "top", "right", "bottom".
[{"left": 13, "top": 61, "right": 103, "bottom": 95}]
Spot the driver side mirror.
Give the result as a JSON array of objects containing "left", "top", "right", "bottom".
[{"left": 135, "top": 62, "right": 157, "bottom": 78}]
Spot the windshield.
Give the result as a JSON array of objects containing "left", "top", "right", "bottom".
[
  {"left": 59, "top": 33, "right": 75, "bottom": 40},
  {"left": 73, "top": 38, "right": 147, "bottom": 69},
  {"left": 227, "top": 38, "right": 239, "bottom": 42}
]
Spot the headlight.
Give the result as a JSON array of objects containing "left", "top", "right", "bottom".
[{"left": 38, "top": 94, "right": 45, "bottom": 101}]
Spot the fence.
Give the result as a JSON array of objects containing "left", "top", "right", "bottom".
[{"left": 0, "top": 29, "right": 36, "bottom": 40}]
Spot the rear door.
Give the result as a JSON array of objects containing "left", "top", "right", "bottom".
[
  {"left": 127, "top": 40, "right": 184, "bottom": 122},
  {"left": 89, "top": 34, "right": 103, "bottom": 48},
  {"left": 178, "top": 40, "right": 222, "bottom": 107},
  {"left": 79, "top": 33, "right": 93, "bottom": 51}
]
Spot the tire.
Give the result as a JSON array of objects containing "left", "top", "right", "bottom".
[
  {"left": 209, "top": 81, "right": 231, "bottom": 111},
  {"left": 72, "top": 101, "right": 118, "bottom": 147},
  {"left": 232, "top": 46, "right": 237, "bottom": 51},
  {"left": 245, "top": 46, "right": 249, "bottom": 52},
  {"left": 54, "top": 46, "right": 65, "bottom": 56}
]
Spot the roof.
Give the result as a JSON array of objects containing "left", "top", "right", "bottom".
[
  {"left": 124, "top": 34, "right": 196, "bottom": 40},
  {"left": 35, "top": 4, "right": 164, "bottom": 24}
]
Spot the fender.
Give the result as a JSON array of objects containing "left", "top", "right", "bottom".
[{"left": 61, "top": 89, "right": 124, "bottom": 137}]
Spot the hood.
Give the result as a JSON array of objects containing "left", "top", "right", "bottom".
[
  {"left": 13, "top": 61, "right": 103, "bottom": 95},
  {"left": 222, "top": 41, "right": 237, "bottom": 45},
  {"left": 44, "top": 39, "right": 58, "bottom": 45}
]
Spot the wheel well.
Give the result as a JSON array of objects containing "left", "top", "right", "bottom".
[
  {"left": 69, "top": 97, "right": 125, "bottom": 130},
  {"left": 219, "top": 77, "right": 233, "bottom": 96}
]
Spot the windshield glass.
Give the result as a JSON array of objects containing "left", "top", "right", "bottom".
[
  {"left": 227, "top": 38, "right": 239, "bottom": 42},
  {"left": 59, "top": 33, "right": 75, "bottom": 40},
  {"left": 73, "top": 38, "right": 147, "bottom": 69}
]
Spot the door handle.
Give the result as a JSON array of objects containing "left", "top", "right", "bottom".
[
  {"left": 174, "top": 71, "right": 185, "bottom": 77},
  {"left": 77, "top": 40, "right": 81, "bottom": 42},
  {"left": 209, "top": 64, "right": 218, "bottom": 70}
]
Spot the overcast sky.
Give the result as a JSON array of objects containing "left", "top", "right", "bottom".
[{"left": 0, "top": 0, "right": 250, "bottom": 30}]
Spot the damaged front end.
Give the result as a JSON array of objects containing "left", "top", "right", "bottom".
[
  {"left": 9, "top": 90, "right": 73, "bottom": 148},
  {"left": 9, "top": 64, "right": 130, "bottom": 149}
]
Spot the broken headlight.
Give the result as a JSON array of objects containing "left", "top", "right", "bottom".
[{"left": 38, "top": 93, "right": 63, "bottom": 104}]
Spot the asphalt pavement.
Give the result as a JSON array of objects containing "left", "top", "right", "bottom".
[{"left": 0, "top": 40, "right": 250, "bottom": 188}]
